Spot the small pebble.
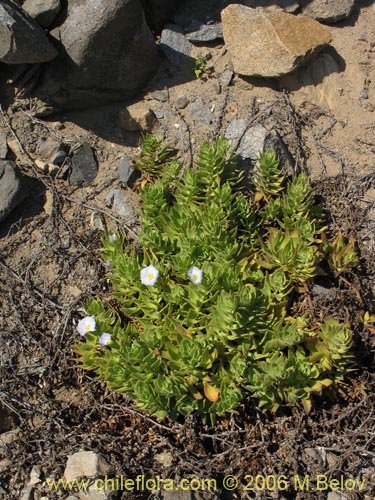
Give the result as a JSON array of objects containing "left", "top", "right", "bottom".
[
  {"left": 51, "top": 149, "right": 67, "bottom": 166},
  {"left": 118, "top": 155, "right": 135, "bottom": 186},
  {"left": 363, "top": 103, "right": 374, "bottom": 112},
  {"left": 359, "top": 90, "right": 369, "bottom": 100},
  {"left": 28, "top": 465, "right": 41, "bottom": 486},
  {"left": 219, "top": 69, "right": 234, "bottom": 88},
  {"left": 61, "top": 236, "right": 71, "bottom": 250},
  {"left": 176, "top": 96, "right": 189, "bottom": 109},
  {"left": 90, "top": 212, "right": 105, "bottom": 231},
  {"left": 149, "top": 90, "right": 168, "bottom": 102},
  {"left": 312, "top": 285, "right": 331, "bottom": 296}
]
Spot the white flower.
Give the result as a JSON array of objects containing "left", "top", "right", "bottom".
[
  {"left": 77, "top": 316, "right": 96, "bottom": 336},
  {"left": 99, "top": 333, "right": 112, "bottom": 346},
  {"left": 188, "top": 266, "right": 203, "bottom": 284},
  {"left": 140, "top": 265, "right": 159, "bottom": 286},
  {"left": 105, "top": 261, "right": 111, "bottom": 267},
  {"left": 109, "top": 233, "right": 117, "bottom": 242}
]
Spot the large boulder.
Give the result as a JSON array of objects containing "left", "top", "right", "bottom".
[
  {"left": 0, "top": 0, "right": 57, "bottom": 64},
  {"left": 221, "top": 4, "right": 331, "bottom": 78},
  {"left": 34, "top": 0, "right": 159, "bottom": 110},
  {"left": 51, "top": 0, "right": 158, "bottom": 91},
  {"left": 299, "top": 0, "right": 356, "bottom": 24}
]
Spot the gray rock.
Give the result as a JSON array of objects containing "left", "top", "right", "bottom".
[
  {"left": 238, "top": 124, "right": 268, "bottom": 160},
  {"left": 51, "top": 0, "right": 158, "bottom": 91},
  {"left": 64, "top": 451, "right": 113, "bottom": 500},
  {"left": 0, "top": 160, "right": 28, "bottom": 222},
  {"left": 186, "top": 97, "right": 213, "bottom": 125},
  {"left": 160, "top": 24, "right": 194, "bottom": 66},
  {"left": 163, "top": 110, "right": 175, "bottom": 121},
  {"left": 106, "top": 189, "right": 138, "bottom": 222},
  {"left": 118, "top": 155, "right": 138, "bottom": 187},
  {"left": 300, "top": 0, "right": 355, "bottom": 23},
  {"left": 19, "top": 486, "right": 33, "bottom": 500},
  {"left": 118, "top": 155, "right": 132, "bottom": 182},
  {"left": 219, "top": 69, "right": 234, "bottom": 87},
  {"left": 0, "top": 132, "right": 8, "bottom": 159},
  {"left": 0, "top": 0, "right": 57, "bottom": 64},
  {"left": 36, "top": 137, "right": 64, "bottom": 162},
  {"left": 22, "top": 0, "right": 61, "bottom": 28},
  {"left": 69, "top": 144, "right": 98, "bottom": 186},
  {"left": 225, "top": 119, "right": 248, "bottom": 141},
  {"left": 90, "top": 212, "right": 105, "bottom": 231},
  {"left": 51, "top": 149, "right": 67, "bottom": 166},
  {"left": 237, "top": 124, "right": 294, "bottom": 174},
  {"left": 64, "top": 451, "right": 111, "bottom": 482},
  {"left": 312, "top": 284, "right": 331, "bottom": 296},
  {"left": 176, "top": 95, "right": 189, "bottom": 109},
  {"left": 149, "top": 90, "right": 168, "bottom": 102},
  {"left": 221, "top": 4, "right": 331, "bottom": 78},
  {"left": 34, "top": 0, "right": 159, "bottom": 110},
  {"left": 186, "top": 22, "right": 223, "bottom": 43},
  {"left": 359, "top": 90, "right": 369, "bottom": 100},
  {"left": 27, "top": 465, "right": 41, "bottom": 486}
]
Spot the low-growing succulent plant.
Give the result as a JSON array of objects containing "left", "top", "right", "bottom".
[
  {"left": 194, "top": 53, "right": 209, "bottom": 79},
  {"left": 324, "top": 232, "right": 359, "bottom": 273},
  {"left": 74, "top": 136, "right": 357, "bottom": 423}
]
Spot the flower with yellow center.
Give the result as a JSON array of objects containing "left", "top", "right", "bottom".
[
  {"left": 77, "top": 316, "right": 96, "bottom": 336},
  {"left": 140, "top": 265, "right": 159, "bottom": 286},
  {"left": 188, "top": 266, "right": 203, "bottom": 284},
  {"left": 99, "top": 333, "right": 112, "bottom": 346}
]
